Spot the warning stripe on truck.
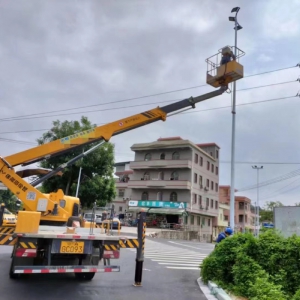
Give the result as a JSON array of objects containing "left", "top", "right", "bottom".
[
  {"left": 0, "top": 226, "right": 17, "bottom": 246},
  {"left": 119, "top": 239, "right": 139, "bottom": 248},
  {"left": 18, "top": 241, "right": 37, "bottom": 249},
  {"left": 104, "top": 239, "right": 139, "bottom": 250}
]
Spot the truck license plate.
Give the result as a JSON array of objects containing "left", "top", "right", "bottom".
[{"left": 60, "top": 241, "right": 84, "bottom": 254}]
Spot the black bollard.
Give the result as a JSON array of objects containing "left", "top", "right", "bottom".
[{"left": 133, "top": 210, "right": 146, "bottom": 287}]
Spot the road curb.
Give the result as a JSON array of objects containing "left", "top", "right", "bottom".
[{"left": 197, "top": 277, "right": 232, "bottom": 300}]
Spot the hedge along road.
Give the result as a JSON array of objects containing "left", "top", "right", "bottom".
[
  {"left": 200, "top": 231, "right": 300, "bottom": 300},
  {"left": 0, "top": 237, "right": 208, "bottom": 300}
]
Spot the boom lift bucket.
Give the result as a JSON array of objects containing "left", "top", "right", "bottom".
[{"left": 206, "top": 45, "right": 245, "bottom": 88}]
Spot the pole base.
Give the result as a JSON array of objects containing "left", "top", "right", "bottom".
[{"left": 133, "top": 282, "right": 142, "bottom": 287}]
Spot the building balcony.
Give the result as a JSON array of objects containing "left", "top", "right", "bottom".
[
  {"left": 115, "top": 181, "right": 130, "bottom": 188},
  {"left": 186, "top": 203, "right": 218, "bottom": 217},
  {"left": 128, "top": 179, "right": 191, "bottom": 190},
  {"left": 130, "top": 159, "right": 192, "bottom": 170},
  {"left": 216, "top": 220, "right": 229, "bottom": 227}
]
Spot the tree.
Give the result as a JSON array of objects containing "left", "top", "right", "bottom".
[
  {"left": 260, "top": 201, "right": 284, "bottom": 222},
  {"left": 0, "top": 190, "right": 18, "bottom": 212},
  {"left": 37, "top": 116, "right": 116, "bottom": 208}
]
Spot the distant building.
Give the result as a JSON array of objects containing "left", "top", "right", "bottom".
[
  {"left": 113, "top": 137, "right": 221, "bottom": 242},
  {"left": 219, "top": 185, "right": 256, "bottom": 232}
]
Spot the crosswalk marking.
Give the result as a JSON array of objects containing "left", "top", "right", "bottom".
[{"left": 127, "top": 239, "right": 208, "bottom": 271}]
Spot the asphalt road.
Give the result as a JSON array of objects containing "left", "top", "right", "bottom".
[{"left": 0, "top": 238, "right": 213, "bottom": 300}]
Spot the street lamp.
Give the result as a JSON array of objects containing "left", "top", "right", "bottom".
[
  {"left": 252, "top": 165, "right": 263, "bottom": 237},
  {"left": 229, "top": 7, "right": 242, "bottom": 232}
]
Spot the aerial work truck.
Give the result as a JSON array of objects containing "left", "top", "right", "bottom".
[{"left": 0, "top": 46, "right": 244, "bottom": 280}]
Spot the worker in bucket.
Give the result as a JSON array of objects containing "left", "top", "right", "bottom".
[
  {"left": 220, "top": 46, "right": 236, "bottom": 65},
  {"left": 215, "top": 227, "right": 233, "bottom": 247}
]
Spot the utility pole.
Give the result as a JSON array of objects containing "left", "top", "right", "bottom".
[
  {"left": 228, "top": 7, "right": 243, "bottom": 232},
  {"left": 252, "top": 165, "right": 263, "bottom": 237}
]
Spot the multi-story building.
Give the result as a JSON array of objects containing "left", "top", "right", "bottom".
[
  {"left": 214, "top": 202, "right": 230, "bottom": 236},
  {"left": 113, "top": 161, "right": 132, "bottom": 215},
  {"left": 113, "top": 137, "right": 221, "bottom": 240},
  {"left": 219, "top": 185, "right": 256, "bottom": 232}
]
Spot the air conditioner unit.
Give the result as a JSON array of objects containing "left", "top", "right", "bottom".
[{"left": 204, "top": 187, "right": 209, "bottom": 191}]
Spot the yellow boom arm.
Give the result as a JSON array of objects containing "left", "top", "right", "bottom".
[{"left": 0, "top": 86, "right": 228, "bottom": 220}]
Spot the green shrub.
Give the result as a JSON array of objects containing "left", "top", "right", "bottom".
[
  {"left": 292, "top": 289, "right": 300, "bottom": 300},
  {"left": 249, "top": 276, "right": 287, "bottom": 300},
  {"left": 200, "top": 233, "right": 255, "bottom": 285},
  {"left": 232, "top": 253, "right": 264, "bottom": 297}
]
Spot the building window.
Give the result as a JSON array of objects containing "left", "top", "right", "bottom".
[
  {"left": 215, "top": 183, "right": 219, "bottom": 192},
  {"left": 202, "top": 217, "right": 205, "bottom": 226},
  {"left": 171, "top": 171, "right": 179, "bottom": 180},
  {"left": 157, "top": 192, "right": 163, "bottom": 201},
  {"left": 239, "top": 202, "right": 245, "bottom": 210},
  {"left": 211, "top": 181, "right": 214, "bottom": 190},
  {"left": 216, "top": 149, "right": 219, "bottom": 159},
  {"left": 224, "top": 215, "right": 229, "bottom": 221},
  {"left": 215, "top": 201, "right": 218, "bottom": 209},
  {"left": 197, "top": 216, "right": 200, "bottom": 225},
  {"left": 170, "top": 192, "right": 177, "bottom": 202},
  {"left": 210, "top": 199, "right": 214, "bottom": 208},
  {"left": 160, "top": 153, "right": 165, "bottom": 160},
  {"left": 239, "top": 215, "right": 244, "bottom": 223},
  {"left": 211, "top": 164, "right": 214, "bottom": 173},
  {"left": 200, "top": 156, "right": 203, "bottom": 166},
  {"left": 208, "top": 218, "right": 211, "bottom": 226},
  {"left": 210, "top": 152, "right": 213, "bottom": 157},
  {"left": 194, "top": 173, "right": 197, "bottom": 183},
  {"left": 206, "top": 179, "right": 209, "bottom": 187},
  {"left": 194, "top": 153, "right": 198, "bottom": 163},
  {"left": 199, "top": 175, "right": 203, "bottom": 187},
  {"left": 118, "top": 189, "right": 125, "bottom": 197},
  {"left": 191, "top": 215, "right": 194, "bottom": 225},
  {"left": 198, "top": 195, "right": 202, "bottom": 206},
  {"left": 141, "top": 192, "right": 148, "bottom": 200},
  {"left": 172, "top": 152, "right": 180, "bottom": 160},
  {"left": 143, "top": 172, "right": 150, "bottom": 180},
  {"left": 144, "top": 153, "right": 152, "bottom": 161},
  {"left": 206, "top": 198, "right": 209, "bottom": 208},
  {"left": 216, "top": 166, "right": 219, "bottom": 175},
  {"left": 207, "top": 161, "right": 210, "bottom": 170},
  {"left": 119, "top": 206, "right": 123, "bottom": 212},
  {"left": 194, "top": 194, "right": 197, "bottom": 204}
]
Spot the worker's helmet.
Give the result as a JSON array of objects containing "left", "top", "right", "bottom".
[
  {"left": 221, "top": 46, "right": 232, "bottom": 55},
  {"left": 225, "top": 227, "right": 233, "bottom": 235}
]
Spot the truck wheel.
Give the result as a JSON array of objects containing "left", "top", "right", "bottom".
[{"left": 75, "top": 272, "right": 95, "bottom": 280}]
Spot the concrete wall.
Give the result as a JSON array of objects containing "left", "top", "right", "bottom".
[{"left": 159, "top": 230, "right": 212, "bottom": 242}]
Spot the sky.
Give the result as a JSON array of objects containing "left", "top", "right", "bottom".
[{"left": 0, "top": 0, "right": 300, "bottom": 207}]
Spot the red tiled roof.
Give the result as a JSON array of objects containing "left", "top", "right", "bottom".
[
  {"left": 196, "top": 143, "right": 220, "bottom": 149},
  {"left": 157, "top": 137, "right": 183, "bottom": 141}
]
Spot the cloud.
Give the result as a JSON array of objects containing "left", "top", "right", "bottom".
[{"left": 0, "top": 0, "right": 299, "bottom": 206}]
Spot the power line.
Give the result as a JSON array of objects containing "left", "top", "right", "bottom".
[
  {"left": 0, "top": 92, "right": 299, "bottom": 138},
  {"left": 0, "top": 137, "right": 35, "bottom": 146},
  {"left": 260, "top": 177, "right": 300, "bottom": 200},
  {"left": 0, "top": 79, "right": 298, "bottom": 125},
  {"left": 178, "top": 95, "right": 298, "bottom": 115},
  {"left": 0, "top": 65, "right": 298, "bottom": 122},
  {"left": 237, "top": 168, "right": 300, "bottom": 192}
]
